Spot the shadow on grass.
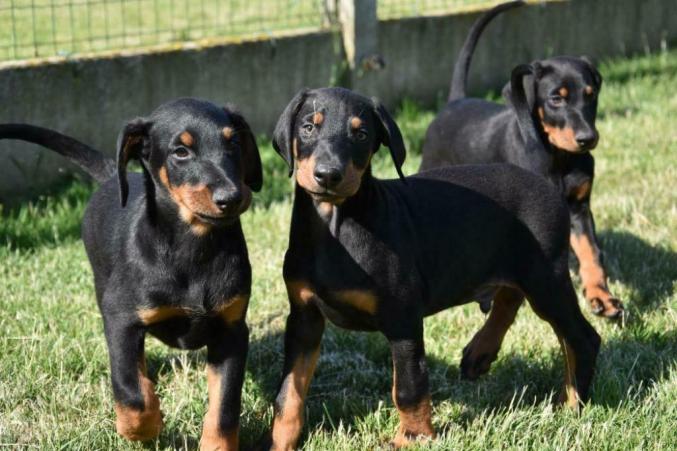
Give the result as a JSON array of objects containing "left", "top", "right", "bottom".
[
  {"left": 243, "top": 314, "right": 676, "bottom": 447},
  {"left": 599, "top": 230, "right": 677, "bottom": 311},
  {"left": 0, "top": 176, "right": 94, "bottom": 252}
]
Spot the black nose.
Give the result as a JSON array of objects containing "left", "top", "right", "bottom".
[
  {"left": 313, "top": 164, "right": 343, "bottom": 188},
  {"left": 212, "top": 187, "right": 242, "bottom": 211},
  {"left": 576, "top": 131, "right": 598, "bottom": 150}
]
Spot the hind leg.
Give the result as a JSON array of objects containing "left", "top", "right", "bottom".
[
  {"left": 524, "top": 273, "right": 601, "bottom": 406},
  {"left": 461, "top": 287, "right": 523, "bottom": 380}
]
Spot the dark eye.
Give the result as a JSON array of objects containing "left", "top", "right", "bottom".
[
  {"left": 173, "top": 147, "right": 191, "bottom": 159},
  {"left": 549, "top": 95, "right": 564, "bottom": 107},
  {"left": 302, "top": 124, "right": 314, "bottom": 135},
  {"left": 355, "top": 131, "right": 368, "bottom": 141}
]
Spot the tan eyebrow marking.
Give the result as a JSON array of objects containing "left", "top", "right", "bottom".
[
  {"left": 179, "top": 131, "right": 194, "bottom": 147},
  {"left": 585, "top": 85, "right": 594, "bottom": 95},
  {"left": 558, "top": 87, "right": 569, "bottom": 98},
  {"left": 350, "top": 116, "right": 362, "bottom": 129},
  {"left": 312, "top": 112, "right": 324, "bottom": 125},
  {"left": 223, "top": 126, "right": 234, "bottom": 140}
]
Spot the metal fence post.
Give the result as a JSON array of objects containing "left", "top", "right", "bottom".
[{"left": 337, "top": 0, "right": 384, "bottom": 74}]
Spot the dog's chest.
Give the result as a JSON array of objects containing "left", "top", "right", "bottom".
[
  {"left": 295, "top": 218, "right": 417, "bottom": 330},
  {"left": 139, "top": 252, "right": 249, "bottom": 313}
]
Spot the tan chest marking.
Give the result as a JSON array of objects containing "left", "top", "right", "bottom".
[
  {"left": 332, "top": 289, "right": 378, "bottom": 315},
  {"left": 571, "top": 180, "right": 592, "bottom": 201},
  {"left": 137, "top": 305, "right": 195, "bottom": 325},
  {"left": 216, "top": 294, "right": 249, "bottom": 324}
]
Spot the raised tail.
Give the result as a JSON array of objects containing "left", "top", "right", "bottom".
[
  {"left": 0, "top": 124, "right": 116, "bottom": 183},
  {"left": 448, "top": 1, "right": 525, "bottom": 102}
]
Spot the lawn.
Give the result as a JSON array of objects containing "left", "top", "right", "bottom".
[
  {"left": 0, "top": 49, "right": 675, "bottom": 450},
  {"left": 0, "top": 0, "right": 506, "bottom": 61}
]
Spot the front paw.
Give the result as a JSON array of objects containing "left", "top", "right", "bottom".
[
  {"left": 460, "top": 340, "right": 498, "bottom": 380},
  {"left": 390, "top": 428, "right": 435, "bottom": 448},
  {"left": 114, "top": 403, "right": 163, "bottom": 441},
  {"left": 589, "top": 296, "right": 624, "bottom": 320}
]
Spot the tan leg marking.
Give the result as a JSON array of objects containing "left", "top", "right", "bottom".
[
  {"left": 462, "top": 288, "right": 522, "bottom": 379},
  {"left": 271, "top": 347, "right": 321, "bottom": 451},
  {"left": 391, "top": 369, "right": 435, "bottom": 448},
  {"left": 332, "top": 289, "right": 378, "bottom": 315},
  {"left": 200, "top": 365, "right": 238, "bottom": 451},
  {"left": 570, "top": 232, "right": 621, "bottom": 317},
  {"left": 557, "top": 337, "right": 580, "bottom": 409},
  {"left": 114, "top": 355, "right": 163, "bottom": 441}
]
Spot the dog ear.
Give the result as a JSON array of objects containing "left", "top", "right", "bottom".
[
  {"left": 225, "top": 106, "right": 263, "bottom": 192},
  {"left": 371, "top": 97, "right": 406, "bottom": 181},
  {"left": 580, "top": 56, "right": 603, "bottom": 89},
  {"left": 502, "top": 61, "right": 540, "bottom": 112},
  {"left": 116, "top": 118, "right": 150, "bottom": 207},
  {"left": 273, "top": 88, "right": 310, "bottom": 177},
  {"left": 509, "top": 64, "right": 548, "bottom": 158}
]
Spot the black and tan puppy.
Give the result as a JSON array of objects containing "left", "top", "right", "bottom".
[
  {"left": 420, "top": 1, "right": 624, "bottom": 319},
  {"left": 0, "top": 98, "right": 262, "bottom": 450},
  {"left": 261, "top": 87, "right": 600, "bottom": 449}
]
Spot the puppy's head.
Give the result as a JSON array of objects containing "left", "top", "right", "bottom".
[
  {"left": 504, "top": 56, "right": 602, "bottom": 153},
  {"left": 272, "top": 87, "right": 406, "bottom": 204},
  {"left": 116, "top": 98, "right": 262, "bottom": 235}
]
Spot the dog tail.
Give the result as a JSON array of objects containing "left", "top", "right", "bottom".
[
  {"left": 0, "top": 124, "right": 116, "bottom": 183},
  {"left": 448, "top": 1, "right": 525, "bottom": 102}
]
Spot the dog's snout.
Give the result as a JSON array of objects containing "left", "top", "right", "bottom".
[
  {"left": 313, "top": 164, "right": 343, "bottom": 188},
  {"left": 212, "top": 187, "right": 242, "bottom": 211},
  {"left": 575, "top": 131, "right": 598, "bottom": 150}
]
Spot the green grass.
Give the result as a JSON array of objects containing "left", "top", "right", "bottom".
[
  {"left": 0, "top": 0, "right": 509, "bottom": 62},
  {"left": 1, "top": 49, "right": 676, "bottom": 449}
]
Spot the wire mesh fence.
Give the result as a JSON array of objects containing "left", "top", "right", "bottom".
[
  {"left": 379, "top": 0, "right": 506, "bottom": 20},
  {"left": 0, "top": 0, "right": 504, "bottom": 62},
  {"left": 0, "top": 0, "right": 327, "bottom": 61}
]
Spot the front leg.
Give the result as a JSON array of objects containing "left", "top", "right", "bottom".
[
  {"left": 387, "top": 324, "right": 435, "bottom": 448},
  {"left": 103, "top": 315, "right": 163, "bottom": 441},
  {"left": 269, "top": 281, "right": 325, "bottom": 451},
  {"left": 569, "top": 191, "right": 624, "bottom": 319},
  {"left": 200, "top": 312, "right": 249, "bottom": 451}
]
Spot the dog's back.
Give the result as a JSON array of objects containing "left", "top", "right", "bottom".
[{"left": 420, "top": 99, "right": 517, "bottom": 170}]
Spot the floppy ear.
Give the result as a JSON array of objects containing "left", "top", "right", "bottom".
[
  {"left": 580, "top": 56, "right": 603, "bottom": 89},
  {"left": 116, "top": 118, "right": 150, "bottom": 207},
  {"left": 371, "top": 97, "right": 406, "bottom": 181},
  {"left": 272, "top": 88, "right": 309, "bottom": 177},
  {"left": 509, "top": 64, "right": 547, "bottom": 157},
  {"left": 502, "top": 61, "right": 540, "bottom": 112},
  {"left": 226, "top": 106, "right": 263, "bottom": 192}
]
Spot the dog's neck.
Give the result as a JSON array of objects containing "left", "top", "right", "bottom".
[{"left": 297, "top": 166, "right": 378, "bottom": 236}]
